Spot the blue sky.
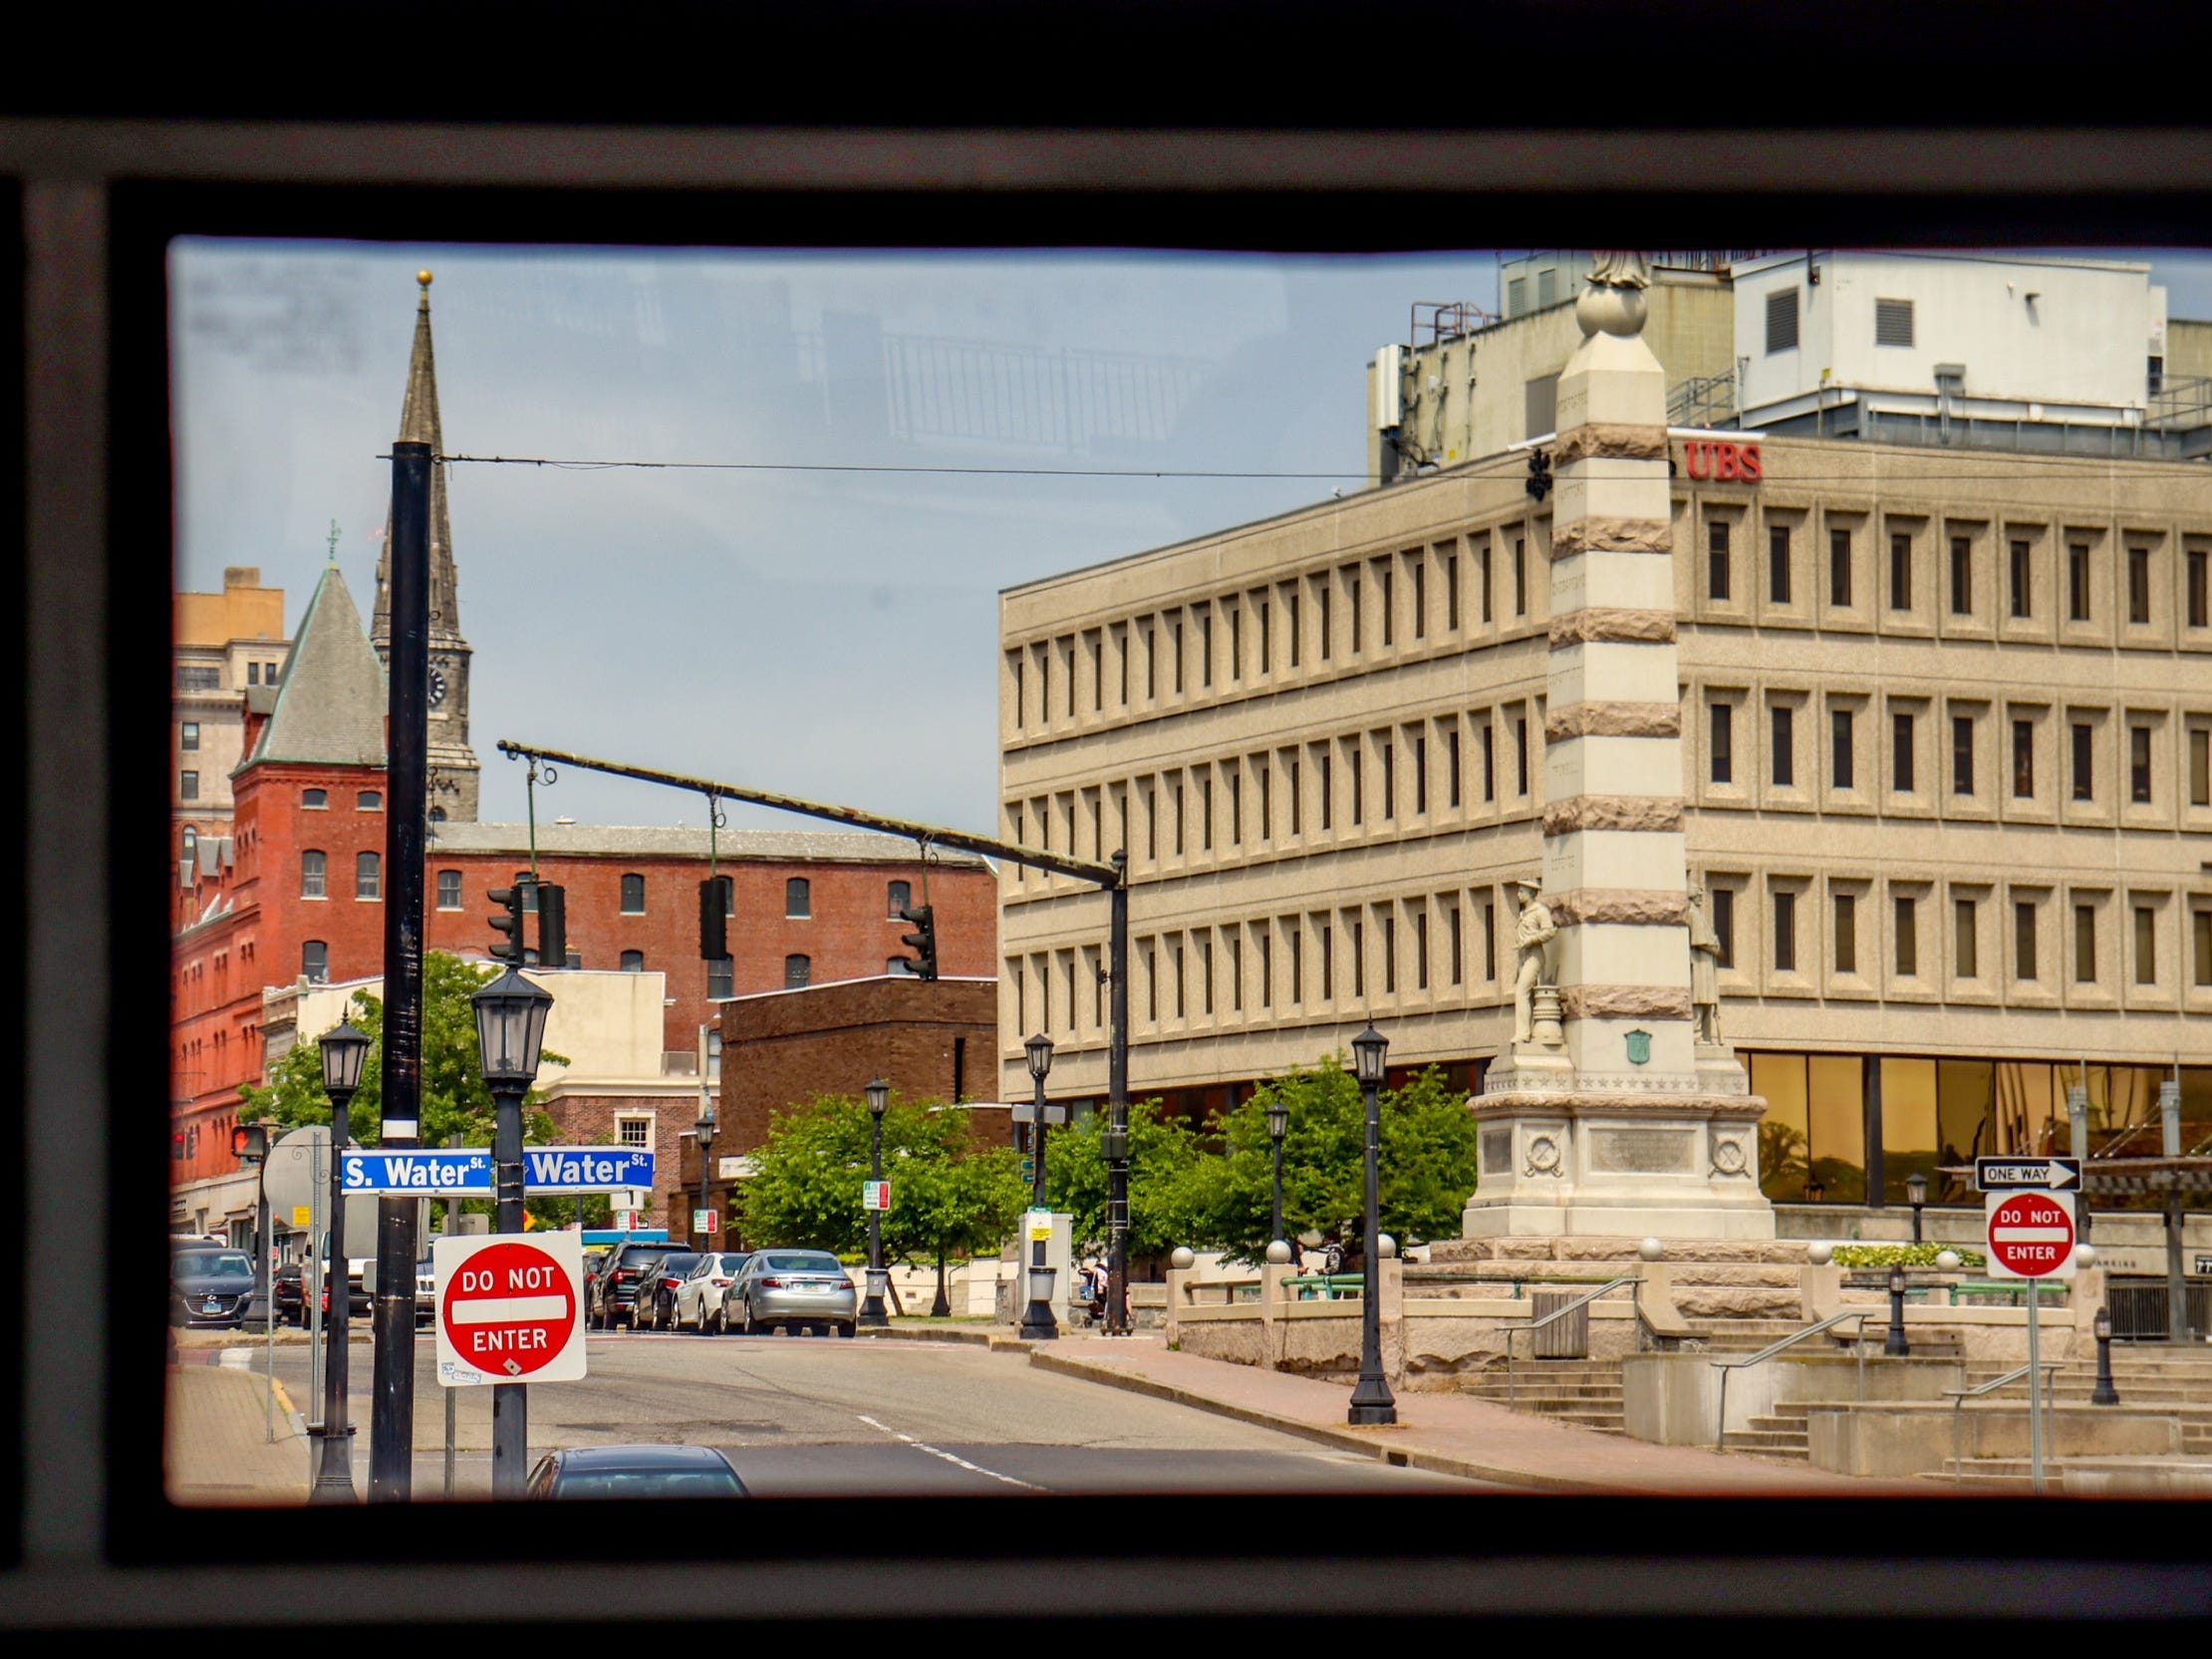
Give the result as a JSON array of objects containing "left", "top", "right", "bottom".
[{"left": 171, "top": 243, "right": 2212, "bottom": 837}]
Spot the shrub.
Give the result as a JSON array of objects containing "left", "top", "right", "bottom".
[{"left": 1829, "top": 1243, "right": 1985, "bottom": 1269}]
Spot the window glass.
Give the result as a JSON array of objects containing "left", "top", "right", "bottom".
[
  {"left": 1752, "top": 1052, "right": 1808, "bottom": 1201},
  {"left": 357, "top": 790, "right": 382, "bottom": 810},
  {"left": 303, "top": 788, "right": 327, "bottom": 808},
  {"left": 302, "top": 941, "right": 329, "bottom": 982},
  {"left": 436, "top": 870, "right": 462, "bottom": 910},
  {"left": 180, "top": 721, "right": 200, "bottom": 750},
  {"left": 887, "top": 880, "right": 911, "bottom": 918},
  {"left": 620, "top": 951, "right": 644, "bottom": 971},
  {"left": 621, "top": 873, "right": 645, "bottom": 914},
  {"left": 785, "top": 954, "right": 811, "bottom": 988},
  {"left": 301, "top": 850, "right": 326, "bottom": 898},
  {"left": 1880, "top": 1058, "right": 1938, "bottom": 1205},
  {"left": 707, "top": 957, "right": 733, "bottom": 999},
  {"left": 356, "top": 851, "right": 381, "bottom": 899},
  {"left": 1805, "top": 1055, "right": 1866, "bottom": 1203},
  {"left": 179, "top": 770, "right": 199, "bottom": 800},
  {"left": 785, "top": 878, "right": 811, "bottom": 918}
]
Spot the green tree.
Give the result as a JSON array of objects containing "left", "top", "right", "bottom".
[
  {"left": 1195, "top": 1055, "right": 1481, "bottom": 1263},
  {"left": 890, "top": 1132, "right": 1026, "bottom": 1314},
  {"left": 1043, "top": 1098, "right": 1216, "bottom": 1261},
  {"left": 236, "top": 951, "right": 572, "bottom": 1226}
]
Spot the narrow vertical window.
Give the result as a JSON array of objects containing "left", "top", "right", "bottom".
[
  {"left": 2069, "top": 544, "right": 2091, "bottom": 621},
  {"left": 2134, "top": 907, "right": 2157, "bottom": 985},
  {"left": 1775, "top": 890, "right": 1797, "bottom": 972},
  {"left": 1889, "top": 532, "right": 1912, "bottom": 610},
  {"left": 1710, "top": 702, "right": 1734, "bottom": 785},
  {"left": 2013, "top": 720, "right": 2035, "bottom": 798},
  {"left": 1173, "top": 618, "right": 1186, "bottom": 692},
  {"left": 1200, "top": 607, "right": 1214, "bottom": 687},
  {"left": 2010, "top": 539, "right": 2032, "bottom": 619},
  {"left": 2016, "top": 902, "right": 2039, "bottom": 981},
  {"left": 1513, "top": 539, "right": 1527, "bottom": 617},
  {"left": 785, "top": 877, "right": 810, "bottom": 918},
  {"left": 1446, "top": 553, "right": 1461, "bottom": 630},
  {"left": 1257, "top": 597, "right": 1270, "bottom": 670},
  {"left": 2128, "top": 547, "right": 2151, "bottom": 625},
  {"left": 1381, "top": 736, "right": 1394, "bottom": 820},
  {"left": 1318, "top": 752, "right": 1332, "bottom": 831},
  {"left": 1415, "top": 734, "right": 1429, "bottom": 814},
  {"left": 2074, "top": 905, "right": 2097, "bottom": 982},
  {"left": 1320, "top": 921, "right": 1333, "bottom": 1000},
  {"left": 1317, "top": 579, "right": 1332, "bottom": 661},
  {"left": 1287, "top": 589, "right": 1302, "bottom": 669},
  {"left": 2130, "top": 726, "right": 2152, "bottom": 803},
  {"left": 1480, "top": 540, "right": 1495, "bottom": 623},
  {"left": 1229, "top": 770, "right": 1241, "bottom": 845},
  {"left": 1448, "top": 729, "right": 1462, "bottom": 808},
  {"left": 1481, "top": 725, "right": 1496, "bottom": 802},
  {"left": 1955, "top": 899, "right": 1979, "bottom": 979},
  {"left": 1484, "top": 900, "right": 1498, "bottom": 981},
  {"left": 1229, "top": 604, "right": 1242, "bottom": 681},
  {"left": 300, "top": 850, "right": 326, "bottom": 899},
  {"left": 1145, "top": 621, "right": 1157, "bottom": 697},
  {"left": 1353, "top": 919, "right": 1365, "bottom": 998},
  {"left": 1349, "top": 744, "right": 1363, "bottom": 826},
  {"left": 2188, "top": 550, "right": 2209, "bottom": 629},
  {"left": 356, "top": 851, "right": 381, "bottom": 900},
  {"left": 2073, "top": 722, "right": 2094, "bottom": 801},
  {"left": 302, "top": 941, "right": 329, "bottom": 983},
  {"left": 1713, "top": 888, "right": 1735, "bottom": 968},
  {"left": 1348, "top": 569, "right": 1362, "bottom": 653},
  {"left": 1769, "top": 525, "right": 1792, "bottom": 605},
  {"left": 1894, "top": 896, "right": 1917, "bottom": 976},
  {"left": 1951, "top": 715, "right": 1974, "bottom": 796},
  {"left": 1413, "top": 556, "right": 1426, "bottom": 639},
  {"left": 1201, "top": 772, "right": 1214, "bottom": 851},
  {"left": 1893, "top": 712, "right": 1916, "bottom": 793},
  {"left": 2190, "top": 728, "right": 2210, "bottom": 807},
  {"left": 1832, "top": 708, "right": 1855, "bottom": 790},
  {"left": 1514, "top": 716, "right": 1529, "bottom": 795},
  {"left": 1383, "top": 914, "right": 1397, "bottom": 994},
  {"left": 1450, "top": 904, "right": 1464, "bottom": 984},
  {"left": 1708, "top": 519, "right": 1732, "bottom": 602},
  {"left": 785, "top": 954, "right": 811, "bottom": 989},
  {"left": 1289, "top": 755, "right": 1302, "bottom": 833},
  {"left": 1771, "top": 704, "right": 1795, "bottom": 788},
  {"left": 1379, "top": 561, "right": 1394, "bottom": 647},
  {"left": 1833, "top": 892, "right": 1857, "bottom": 974},
  {"left": 1950, "top": 536, "right": 1972, "bottom": 616},
  {"left": 1829, "top": 527, "right": 1852, "bottom": 607}
]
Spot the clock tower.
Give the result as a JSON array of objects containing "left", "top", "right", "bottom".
[{"left": 373, "top": 270, "right": 481, "bottom": 822}]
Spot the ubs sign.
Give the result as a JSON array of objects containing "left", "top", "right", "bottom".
[{"left": 1682, "top": 437, "right": 1762, "bottom": 482}]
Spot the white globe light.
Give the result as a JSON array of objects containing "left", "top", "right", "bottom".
[
  {"left": 1170, "top": 1246, "right": 1196, "bottom": 1270},
  {"left": 1638, "top": 1238, "right": 1665, "bottom": 1261},
  {"left": 1805, "top": 1242, "right": 1833, "bottom": 1265},
  {"left": 1377, "top": 1234, "right": 1397, "bottom": 1259},
  {"left": 2074, "top": 1244, "right": 2096, "bottom": 1269},
  {"left": 1934, "top": 1250, "right": 1962, "bottom": 1270},
  {"left": 1263, "top": 1241, "right": 1292, "bottom": 1265}
]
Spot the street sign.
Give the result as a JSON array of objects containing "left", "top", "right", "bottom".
[
  {"left": 861, "top": 1180, "right": 892, "bottom": 1212},
  {"left": 291, "top": 1206, "right": 313, "bottom": 1228},
  {"left": 433, "top": 1233, "right": 586, "bottom": 1388},
  {"left": 1985, "top": 1189, "right": 2078, "bottom": 1279},
  {"left": 1974, "top": 1157, "right": 2080, "bottom": 1193},
  {"left": 343, "top": 1146, "right": 655, "bottom": 1196},
  {"left": 693, "top": 1209, "right": 719, "bottom": 1236}
]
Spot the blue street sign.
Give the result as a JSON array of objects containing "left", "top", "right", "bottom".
[{"left": 341, "top": 1146, "right": 656, "bottom": 1196}]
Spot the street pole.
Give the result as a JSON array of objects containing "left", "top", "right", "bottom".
[
  {"left": 1105, "top": 855, "right": 1131, "bottom": 1335},
  {"left": 1884, "top": 1264, "right": 1911, "bottom": 1357},
  {"left": 1019, "top": 1036, "right": 1058, "bottom": 1341},
  {"left": 861, "top": 1080, "right": 889, "bottom": 1328},
  {"left": 1266, "top": 1099, "right": 1288, "bottom": 1255},
  {"left": 443, "top": 1144, "right": 459, "bottom": 1502},
  {"left": 259, "top": 1157, "right": 274, "bottom": 1444},
  {"left": 491, "top": 1078, "right": 527, "bottom": 1499},
  {"left": 369, "top": 433, "right": 432, "bottom": 1503},
  {"left": 307, "top": 1147, "right": 325, "bottom": 1434},
  {"left": 2027, "top": 1266, "right": 2045, "bottom": 1494},
  {"left": 311, "top": 1089, "right": 358, "bottom": 1500},
  {"left": 1347, "top": 1025, "right": 1396, "bottom": 1426}
]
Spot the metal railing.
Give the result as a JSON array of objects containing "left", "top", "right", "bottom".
[
  {"left": 1944, "top": 1361, "right": 2064, "bottom": 1489},
  {"left": 1667, "top": 371, "right": 1738, "bottom": 428},
  {"left": 1711, "top": 1311, "right": 1880, "bottom": 1450},
  {"left": 1500, "top": 1276, "right": 1644, "bottom": 1408}
]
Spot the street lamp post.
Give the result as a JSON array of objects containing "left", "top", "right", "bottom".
[
  {"left": 694, "top": 1105, "right": 718, "bottom": 1245},
  {"left": 1885, "top": 1262, "right": 1912, "bottom": 1357},
  {"left": 472, "top": 965, "right": 554, "bottom": 1501},
  {"left": 2090, "top": 1306, "right": 2120, "bottom": 1405},
  {"left": 1905, "top": 1170, "right": 1927, "bottom": 1245},
  {"left": 310, "top": 1018, "right": 371, "bottom": 1503},
  {"left": 1265, "top": 1099, "right": 1289, "bottom": 1258},
  {"left": 861, "top": 1078, "right": 891, "bottom": 1328},
  {"left": 1347, "top": 1024, "right": 1396, "bottom": 1426},
  {"left": 1018, "top": 1034, "right": 1059, "bottom": 1341}
]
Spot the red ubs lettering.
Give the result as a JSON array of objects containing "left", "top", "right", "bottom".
[{"left": 1683, "top": 439, "right": 1762, "bottom": 482}]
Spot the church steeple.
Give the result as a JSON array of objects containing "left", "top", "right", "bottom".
[{"left": 373, "top": 269, "right": 480, "bottom": 821}]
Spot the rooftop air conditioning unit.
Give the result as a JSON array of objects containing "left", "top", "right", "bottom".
[{"left": 1373, "top": 343, "right": 1405, "bottom": 430}]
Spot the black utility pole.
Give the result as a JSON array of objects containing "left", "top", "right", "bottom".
[
  {"left": 489, "top": 1074, "right": 527, "bottom": 1496},
  {"left": 369, "top": 436, "right": 431, "bottom": 1503},
  {"left": 1347, "top": 1025, "right": 1396, "bottom": 1426},
  {"left": 1105, "top": 853, "right": 1131, "bottom": 1336}
]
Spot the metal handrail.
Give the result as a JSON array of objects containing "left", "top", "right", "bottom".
[
  {"left": 1710, "top": 1311, "right": 1880, "bottom": 1450},
  {"left": 1945, "top": 1361, "right": 2064, "bottom": 1488},
  {"left": 1500, "top": 1276, "right": 1643, "bottom": 1407}
]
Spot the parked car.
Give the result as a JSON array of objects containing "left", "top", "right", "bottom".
[
  {"left": 317, "top": 1256, "right": 373, "bottom": 1321},
  {"left": 170, "top": 1244, "right": 257, "bottom": 1328},
  {"left": 675, "top": 1252, "right": 750, "bottom": 1331},
  {"left": 525, "top": 1444, "right": 748, "bottom": 1500},
  {"left": 273, "top": 1262, "right": 307, "bottom": 1327},
  {"left": 415, "top": 1258, "right": 436, "bottom": 1327},
  {"left": 720, "top": 1249, "right": 858, "bottom": 1337},
  {"left": 589, "top": 1241, "right": 682, "bottom": 1330},
  {"left": 635, "top": 1251, "right": 707, "bottom": 1331},
  {"left": 583, "top": 1249, "right": 607, "bottom": 1308}
]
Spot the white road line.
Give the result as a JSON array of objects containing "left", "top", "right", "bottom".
[{"left": 855, "top": 1413, "right": 1042, "bottom": 1491}]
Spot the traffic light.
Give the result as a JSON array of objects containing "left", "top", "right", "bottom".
[
  {"left": 487, "top": 885, "right": 527, "bottom": 965},
  {"left": 1523, "top": 446, "right": 1551, "bottom": 502},
  {"left": 699, "top": 875, "right": 731, "bottom": 961},
  {"left": 897, "top": 903, "right": 938, "bottom": 980},
  {"left": 231, "top": 1123, "right": 267, "bottom": 1165},
  {"left": 536, "top": 882, "right": 567, "bottom": 969}
]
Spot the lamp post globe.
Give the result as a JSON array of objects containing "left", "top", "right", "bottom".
[
  {"left": 470, "top": 966, "right": 553, "bottom": 1499},
  {"left": 1018, "top": 1036, "right": 1059, "bottom": 1341},
  {"left": 1346, "top": 1024, "right": 1396, "bottom": 1426},
  {"left": 310, "top": 1015, "right": 372, "bottom": 1505},
  {"left": 861, "top": 1078, "right": 891, "bottom": 1327}
]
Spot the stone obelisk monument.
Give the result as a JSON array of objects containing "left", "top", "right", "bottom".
[{"left": 1463, "top": 253, "right": 1773, "bottom": 1242}]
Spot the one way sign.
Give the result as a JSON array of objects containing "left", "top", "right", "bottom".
[{"left": 1975, "top": 1156, "right": 2081, "bottom": 1193}]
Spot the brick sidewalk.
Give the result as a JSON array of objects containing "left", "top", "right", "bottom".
[
  {"left": 1022, "top": 1331, "right": 1943, "bottom": 1497},
  {"left": 165, "top": 1362, "right": 311, "bottom": 1506}
]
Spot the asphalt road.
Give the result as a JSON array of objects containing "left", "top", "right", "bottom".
[{"left": 239, "top": 1328, "right": 1496, "bottom": 1498}]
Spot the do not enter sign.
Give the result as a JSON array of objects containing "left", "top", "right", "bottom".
[
  {"left": 1985, "top": 1191, "right": 2077, "bottom": 1280},
  {"left": 433, "top": 1233, "right": 587, "bottom": 1387}
]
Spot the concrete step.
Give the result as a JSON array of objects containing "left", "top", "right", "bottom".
[
  {"left": 1742, "top": 1413, "right": 1809, "bottom": 1438},
  {"left": 1462, "top": 1382, "right": 1623, "bottom": 1401},
  {"left": 1720, "top": 1428, "right": 1809, "bottom": 1458}
]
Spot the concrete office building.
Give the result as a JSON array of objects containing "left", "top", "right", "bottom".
[{"left": 1003, "top": 252, "right": 2212, "bottom": 1217}]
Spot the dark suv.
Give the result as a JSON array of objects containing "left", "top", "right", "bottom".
[
  {"left": 590, "top": 1241, "right": 682, "bottom": 1331},
  {"left": 171, "top": 1244, "right": 257, "bottom": 1328},
  {"left": 634, "top": 1251, "right": 706, "bottom": 1331},
  {"left": 273, "top": 1263, "right": 307, "bottom": 1327}
]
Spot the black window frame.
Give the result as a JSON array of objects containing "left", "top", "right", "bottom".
[{"left": 620, "top": 872, "right": 646, "bottom": 914}]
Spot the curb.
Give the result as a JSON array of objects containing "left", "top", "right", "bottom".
[
  {"left": 875, "top": 1324, "right": 1034, "bottom": 1353},
  {"left": 1024, "top": 1350, "right": 1604, "bottom": 1495}
]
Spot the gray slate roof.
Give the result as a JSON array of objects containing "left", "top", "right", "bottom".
[
  {"left": 246, "top": 564, "right": 389, "bottom": 768},
  {"left": 422, "top": 821, "right": 991, "bottom": 867}
]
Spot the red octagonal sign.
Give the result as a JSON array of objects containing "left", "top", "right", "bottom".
[
  {"left": 434, "top": 1234, "right": 586, "bottom": 1387},
  {"left": 1985, "top": 1191, "right": 2076, "bottom": 1279}
]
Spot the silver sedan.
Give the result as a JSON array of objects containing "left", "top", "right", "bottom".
[{"left": 720, "top": 1249, "right": 859, "bottom": 1337}]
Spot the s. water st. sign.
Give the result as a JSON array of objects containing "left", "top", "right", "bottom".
[
  {"left": 434, "top": 1233, "right": 586, "bottom": 1387},
  {"left": 343, "top": 1146, "right": 655, "bottom": 1196}
]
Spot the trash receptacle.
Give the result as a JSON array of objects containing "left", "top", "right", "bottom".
[{"left": 1530, "top": 1289, "right": 1589, "bottom": 1358}]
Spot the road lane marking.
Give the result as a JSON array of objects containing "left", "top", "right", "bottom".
[{"left": 855, "top": 1414, "right": 1042, "bottom": 1491}]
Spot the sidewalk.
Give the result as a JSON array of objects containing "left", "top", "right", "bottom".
[
  {"left": 1005, "top": 1328, "right": 1943, "bottom": 1497},
  {"left": 165, "top": 1361, "right": 312, "bottom": 1506}
]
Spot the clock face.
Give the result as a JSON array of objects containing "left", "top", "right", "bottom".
[{"left": 427, "top": 666, "right": 448, "bottom": 707}]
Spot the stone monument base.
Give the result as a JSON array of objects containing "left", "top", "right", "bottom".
[{"left": 1462, "top": 1050, "right": 1773, "bottom": 1243}]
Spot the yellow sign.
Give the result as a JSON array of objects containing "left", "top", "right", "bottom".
[
  {"left": 1026, "top": 1208, "right": 1052, "bottom": 1244},
  {"left": 292, "top": 1206, "right": 313, "bottom": 1229}
]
